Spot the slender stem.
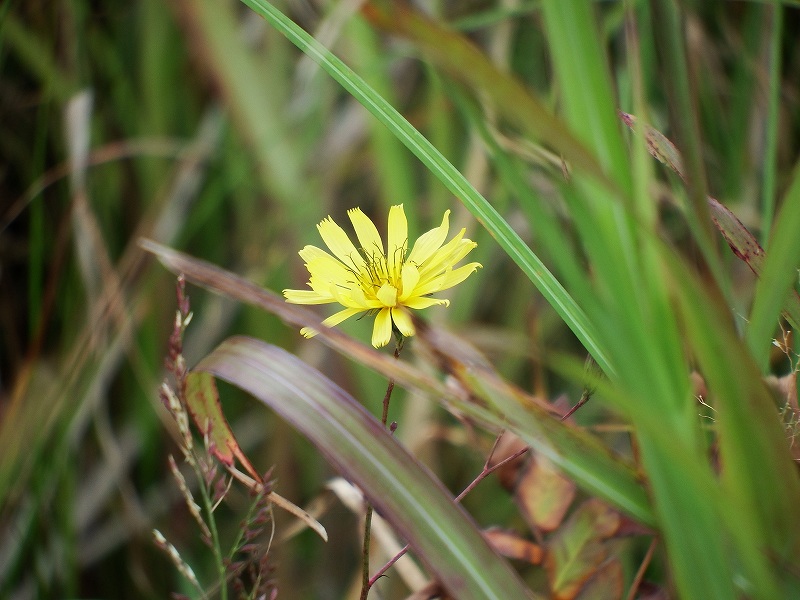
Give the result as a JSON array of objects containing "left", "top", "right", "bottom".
[
  {"left": 193, "top": 458, "right": 227, "bottom": 600},
  {"left": 368, "top": 541, "right": 408, "bottom": 587},
  {"left": 368, "top": 435, "right": 530, "bottom": 588},
  {"left": 626, "top": 537, "right": 658, "bottom": 600},
  {"left": 360, "top": 505, "right": 375, "bottom": 600},
  {"left": 360, "top": 335, "right": 403, "bottom": 600},
  {"left": 562, "top": 355, "right": 598, "bottom": 421},
  {"left": 380, "top": 377, "right": 396, "bottom": 426},
  {"left": 380, "top": 337, "right": 404, "bottom": 427},
  {"left": 455, "top": 444, "right": 529, "bottom": 503},
  {"left": 561, "top": 387, "right": 591, "bottom": 421}
]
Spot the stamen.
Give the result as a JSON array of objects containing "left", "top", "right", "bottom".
[{"left": 389, "top": 240, "right": 408, "bottom": 281}]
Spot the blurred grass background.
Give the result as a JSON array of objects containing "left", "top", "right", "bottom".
[{"left": 2, "top": 0, "right": 800, "bottom": 598}]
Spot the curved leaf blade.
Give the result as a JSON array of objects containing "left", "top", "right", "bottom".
[
  {"left": 193, "top": 336, "right": 534, "bottom": 600},
  {"left": 746, "top": 163, "right": 800, "bottom": 367}
]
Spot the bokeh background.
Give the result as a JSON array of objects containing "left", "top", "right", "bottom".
[{"left": 2, "top": 1, "right": 800, "bottom": 598}]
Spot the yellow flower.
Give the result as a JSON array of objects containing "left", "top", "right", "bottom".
[{"left": 283, "top": 205, "right": 481, "bottom": 347}]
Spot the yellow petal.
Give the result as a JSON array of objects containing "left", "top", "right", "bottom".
[
  {"left": 327, "top": 285, "right": 363, "bottom": 308},
  {"left": 299, "top": 306, "right": 363, "bottom": 339},
  {"left": 398, "top": 263, "right": 420, "bottom": 302},
  {"left": 407, "top": 210, "right": 450, "bottom": 265},
  {"left": 298, "top": 244, "right": 336, "bottom": 264},
  {"left": 317, "top": 216, "right": 365, "bottom": 271},
  {"left": 322, "top": 306, "right": 364, "bottom": 328},
  {"left": 436, "top": 237, "right": 477, "bottom": 268},
  {"left": 306, "top": 255, "right": 353, "bottom": 285},
  {"left": 391, "top": 307, "right": 415, "bottom": 337},
  {"left": 372, "top": 308, "right": 393, "bottom": 347},
  {"left": 284, "top": 289, "right": 333, "bottom": 304},
  {"left": 348, "top": 208, "right": 384, "bottom": 258},
  {"left": 403, "top": 296, "right": 448, "bottom": 309},
  {"left": 307, "top": 279, "right": 339, "bottom": 301},
  {"left": 416, "top": 229, "right": 468, "bottom": 274},
  {"left": 416, "top": 237, "right": 477, "bottom": 288},
  {"left": 386, "top": 205, "right": 408, "bottom": 279},
  {"left": 376, "top": 282, "right": 398, "bottom": 307},
  {"left": 415, "top": 262, "right": 482, "bottom": 296},
  {"left": 340, "top": 285, "right": 376, "bottom": 308}
]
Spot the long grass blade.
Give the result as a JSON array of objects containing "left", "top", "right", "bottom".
[
  {"left": 746, "top": 163, "right": 800, "bottom": 368},
  {"left": 235, "top": 0, "right": 611, "bottom": 375}
]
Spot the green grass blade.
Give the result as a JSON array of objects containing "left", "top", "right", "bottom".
[
  {"left": 648, "top": 1, "right": 713, "bottom": 246},
  {"left": 346, "top": 16, "right": 417, "bottom": 215},
  {"left": 746, "top": 162, "right": 800, "bottom": 369},
  {"left": 539, "top": 4, "right": 748, "bottom": 598},
  {"left": 194, "top": 336, "right": 535, "bottom": 600},
  {"left": 760, "top": 4, "right": 783, "bottom": 245},
  {"left": 540, "top": 0, "right": 629, "bottom": 188},
  {"left": 184, "top": 0, "right": 311, "bottom": 216},
  {"left": 236, "top": 0, "right": 611, "bottom": 375},
  {"left": 669, "top": 252, "right": 800, "bottom": 597}
]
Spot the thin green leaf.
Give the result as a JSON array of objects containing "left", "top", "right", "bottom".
[
  {"left": 540, "top": 0, "right": 629, "bottom": 188},
  {"left": 668, "top": 251, "right": 800, "bottom": 597},
  {"left": 540, "top": 8, "right": 740, "bottom": 598},
  {"left": 235, "top": 0, "right": 612, "bottom": 375},
  {"left": 746, "top": 162, "right": 800, "bottom": 369},
  {"left": 760, "top": 4, "right": 784, "bottom": 245},
  {"left": 183, "top": 0, "right": 306, "bottom": 204},
  {"left": 648, "top": 0, "right": 713, "bottom": 246}
]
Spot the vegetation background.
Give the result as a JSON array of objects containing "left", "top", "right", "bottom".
[{"left": 2, "top": 0, "right": 800, "bottom": 598}]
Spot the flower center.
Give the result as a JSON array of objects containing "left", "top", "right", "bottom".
[
  {"left": 353, "top": 243, "right": 408, "bottom": 303},
  {"left": 361, "top": 251, "right": 389, "bottom": 285}
]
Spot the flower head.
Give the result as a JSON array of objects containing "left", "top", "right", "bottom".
[{"left": 283, "top": 205, "right": 481, "bottom": 347}]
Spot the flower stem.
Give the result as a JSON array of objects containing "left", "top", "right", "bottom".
[
  {"left": 360, "top": 506, "right": 375, "bottom": 600},
  {"left": 193, "top": 458, "right": 227, "bottom": 600},
  {"left": 360, "top": 335, "right": 403, "bottom": 600},
  {"left": 380, "top": 336, "right": 403, "bottom": 426}
]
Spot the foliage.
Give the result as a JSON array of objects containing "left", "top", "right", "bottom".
[{"left": 2, "top": 1, "right": 800, "bottom": 598}]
